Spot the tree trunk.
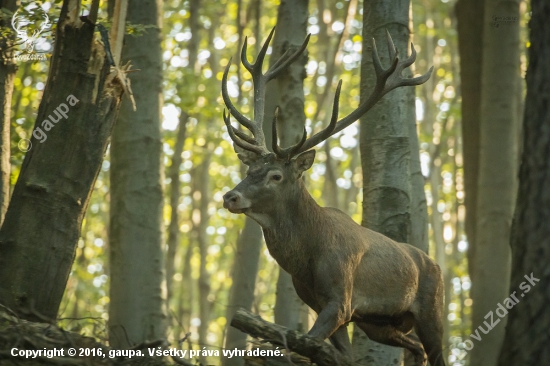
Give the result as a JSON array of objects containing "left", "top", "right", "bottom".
[
  {"left": 0, "top": 0, "right": 19, "bottom": 225},
  {"left": 354, "top": 0, "right": 414, "bottom": 364},
  {"left": 223, "top": 218, "right": 263, "bottom": 366},
  {"left": 222, "top": 3, "right": 265, "bottom": 364},
  {"left": 196, "top": 149, "right": 212, "bottom": 365},
  {"left": 498, "top": 2, "right": 550, "bottom": 363},
  {"left": 455, "top": 0, "right": 484, "bottom": 290},
  {"left": 409, "top": 118, "right": 429, "bottom": 253},
  {"left": 269, "top": 0, "right": 309, "bottom": 332},
  {"left": 109, "top": 0, "right": 167, "bottom": 348},
  {"left": 469, "top": 1, "right": 520, "bottom": 365},
  {"left": 0, "top": 0, "right": 124, "bottom": 321},
  {"left": 166, "top": 112, "right": 189, "bottom": 307}
]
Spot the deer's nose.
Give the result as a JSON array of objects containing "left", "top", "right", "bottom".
[{"left": 223, "top": 191, "right": 241, "bottom": 208}]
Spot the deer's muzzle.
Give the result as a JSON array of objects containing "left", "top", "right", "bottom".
[{"left": 223, "top": 190, "right": 250, "bottom": 213}]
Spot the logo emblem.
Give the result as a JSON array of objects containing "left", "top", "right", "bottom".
[{"left": 11, "top": 5, "right": 50, "bottom": 56}]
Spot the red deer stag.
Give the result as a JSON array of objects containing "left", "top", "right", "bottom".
[{"left": 221, "top": 28, "right": 445, "bottom": 366}]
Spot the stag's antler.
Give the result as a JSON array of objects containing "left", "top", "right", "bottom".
[
  {"left": 222, "top": 27, "right": 310, "bottom": 156},
  {"left": 286, "top": 30, "right": 433, "bottom": 156},
  {"left": 222, "top": 29, "right": 432, "bottom": 161}
]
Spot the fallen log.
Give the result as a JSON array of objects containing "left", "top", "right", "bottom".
[{"left": 231, "top": 309, "right": 352, "bottom": 366}]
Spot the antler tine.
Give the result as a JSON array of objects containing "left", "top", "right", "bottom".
[
  {"left": 223, "top": 27, "right": 312, "bottom": 157},
  {"left": 401, "top": 42, "right": 418, "bottom": 69},
  {"left": 295, "top": 33, "right": 432, "bottom": 154},
  {"left": 374, "top": 37, "right": 400, "bottom": 81},
  {"left": 241, "top": 36, "right": 254, "bottom": 73},
  {"left": 223, "top": 110, "right": 266, "bottom": 155},
  {"left": 287, "top": 127, "right": 308, "bottom": 157},
  {"left": 386, "top": 30, "right": 397, "bottom": 61},
  {"left": 385, "top": 43, "right": 434, "bottom": 91},
  {"left": 266, "top": 34, "right": 311, "bottom": 81},
  {"left": 253, "top": 27, "right": 276, "bottom": 76},
  {"left": 295, "top": 80, "right": 342, "bottom": 154},
  {"left": 233, "top": 127, "right": 257, "bottom": 145},
  {"left": 272, "top": 107, "right": 309, "bottom": 160},
  {"left": 271, "top": 108, "right": 284, "bottom": 158},
  {"left": 221, "top": 58, "right": 257, "bottom": 133}
]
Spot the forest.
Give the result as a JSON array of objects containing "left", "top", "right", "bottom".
[{"left": 0, "top": 0, "right": 548, "bottom": 365}]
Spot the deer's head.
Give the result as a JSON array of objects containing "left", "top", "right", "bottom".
[{"left": 221, "top": 28, "right": 432, "bottom": 223}]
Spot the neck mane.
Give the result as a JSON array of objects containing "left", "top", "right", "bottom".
[{"left": 259, "top": 179, "right": 323, "bottom": 275}]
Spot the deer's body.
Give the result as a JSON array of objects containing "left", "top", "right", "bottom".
[{"left": 221, "top": 28, "right": 445, "bottom": 365}]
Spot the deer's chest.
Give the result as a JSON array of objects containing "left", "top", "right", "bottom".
[{"left": 263, "top": 230, "right": 313, "bottom": 280}]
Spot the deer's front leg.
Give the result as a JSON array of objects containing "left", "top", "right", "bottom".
[{"left": 307, "top": 262, "right": 353, "bottom": 340}]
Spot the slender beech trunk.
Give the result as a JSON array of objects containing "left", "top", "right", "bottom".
[
  {"left": 222, "top": 218, "right": 263, "bottom": 365},
  {"left": 469, "top": 1, "right": 520, "bottom": 365},
  {"left": 176, "top": 236, "right": 194, "bottom": 341},
  {"left": 0, "top": 0, "right": 124, "bottom": 320},
  {"left": 109, "top": 0, "right": 167, "bottom": 348},
  {"left": 354, "top": 0, "right": 415, "bottom": 364},
  {"left": 498, "top": 2, "right": 550, "bottom": 362},
  {"left": 269, "top": 0, "right": 309, "bottom": 333},
  {"left": 317, "top": 0, "right": 357, "bottom": 212},
  {"left": 0, "top": 0, "right": 18, "bottom": 225},
  {"left": 455, "top": 0, "right": 484, "bottom": 290},
  {"left": 409, "top": 109, "right": 429, "bottom": 253},
  {"left": 222, "top": 4, "right": 265, "bottom": 364},
  {"left": 166, "top": 112, "right": 189, "bottom": 307},
  {"left": 196, "top": 148, "right": 212, "bottom": 365},
  {"left": 408, "top": 1, "right": 428, "bottom": 255}
]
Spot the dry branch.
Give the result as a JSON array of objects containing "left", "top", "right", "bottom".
[{"left": 231, "top": 309, "right": 352, "bottom": 366}]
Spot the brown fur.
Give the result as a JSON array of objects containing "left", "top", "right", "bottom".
[{"left": 223, "top": 151, "right": 446, "bottom": 366}]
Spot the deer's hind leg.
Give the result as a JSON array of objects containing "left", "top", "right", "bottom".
[
  {"left": 355, "top": 319, "right": 427, "bottom": 366},
  {"left": 329, "top": 324, "right": 352, "bottom": 359},
  {"left": 414, "top": 306, "right": 446, "bottom": 366}
]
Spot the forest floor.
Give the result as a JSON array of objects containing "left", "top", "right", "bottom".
[
  {"left": 0, "top": 308, "right": 169, "bottom": 366},
  {"left": 0, "top": 307, "right": 323, "bottom": 365}
]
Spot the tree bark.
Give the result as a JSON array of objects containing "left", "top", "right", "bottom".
[
  {"left": 196, "top": 149, "right": 212, "bottom": 365},
  {"left": 468, "top": 1, "right": 520, "bottom": 365},
  {"left": 109, "top": 0, "right": 167, "bottom": 348},
  {"left": 409, "top": 118, "right": 429, "bottom": 253},
  {"left": 223, "top": 218, "right": 263, "bottom": 366},
  {"left": 0, "top": 0, "right": 124, "bottom": 321},
  {"left": 354, "top": 0, "right": 414, "bottom": 364},
  {"left": 455, "top": 0, "right": 484, "bottom": 290},
  {"left": 269, "top": 0, "right": 309, "bottom": 332},
  {"left": 166, "top": 112, "right": 189, "bottom": 306},
  {"left": 498, "top": 2, "right": 550, "bottom": 363},
  {"left": 0, "top": 0, "right": 19, "bottom": 225},
  {"left": 222, "top": 4, "right": 265, "bottom": 365}
]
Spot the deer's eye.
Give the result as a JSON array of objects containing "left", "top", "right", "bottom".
[{"left": 271, "top": 174, "right": 282, "bottom": 181}]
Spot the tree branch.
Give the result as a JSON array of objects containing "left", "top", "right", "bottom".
[{"left": 230, "top": 309, "right": 352, "bottom": 366}]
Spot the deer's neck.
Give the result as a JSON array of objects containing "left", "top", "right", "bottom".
[{"left": 260, "top": 180, "right": 323, "bottom": 276}]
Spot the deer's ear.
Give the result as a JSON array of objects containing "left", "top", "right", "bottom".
[
  {"left": 291, "top": 150, "right": 316, "bottom": 175},
  {"left": 234, "top": 144, "right": 259, "bottom": 166}
]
